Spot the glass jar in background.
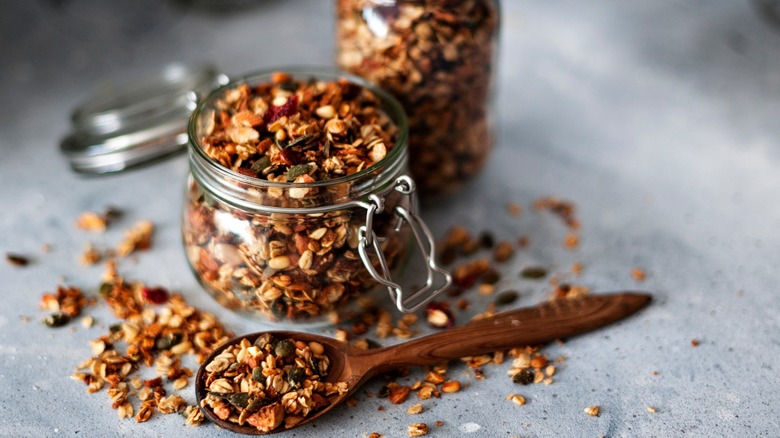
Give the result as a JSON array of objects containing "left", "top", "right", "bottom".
[
  {"left": 337, "top": 0, "right": 500, "bottom": 198},
  {"left": 183, "top": 68, "right": 450, "bottom": 326}
]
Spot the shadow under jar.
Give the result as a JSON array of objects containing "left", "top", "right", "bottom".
[
  {"left": 337, "top": 0, "right": 500, "bottom": 198},
  {"left": 183, "top": 69, "right": 449, "bottom": 326}
]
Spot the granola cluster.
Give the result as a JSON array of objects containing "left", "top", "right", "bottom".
[
  {"left": 199, "top": 334, "right": 348, "bottom": 432},
  {"left": 337, "top": 0, "right": 500, "bottom": 196},
  {"left": 185, "top": 72, "right": 409, "bottom": 323}
]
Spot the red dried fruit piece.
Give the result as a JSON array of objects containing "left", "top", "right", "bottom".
[
  {"left": 141, "top": 287, "right": 169, "bottom": 304},
  {"left": 264, "top": 95, "right": 299, "bottom": 124},
  {"left": 236, "top": 167, "right": 258, "bottom": 178},
  {"left": 278, "top": 148, "right": 302, "bottom": 166}
]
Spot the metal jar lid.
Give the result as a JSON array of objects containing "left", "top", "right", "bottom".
[{"left": 60, "top": 63, "right": 228, "bottom": 174}]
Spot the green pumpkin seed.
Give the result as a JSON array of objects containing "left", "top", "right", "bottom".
[
  {"left": 494, "top": 290, "right": 519, "bottom": 306},
  {"left": 520, "top": 266, "right": 548, "bottom": 280},
  {"left": 286, "top": 367, "right": 306, "bottom": 386},
  {"left": 228, "top": 393, "right": 251, "bottom": 408},
  {"left": 44, "top": 313, "right": 70, "bottom": 328},
  {"left": 275, "top": 339, "right": 295, "bottom": 358}
]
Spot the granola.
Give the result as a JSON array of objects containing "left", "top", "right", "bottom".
[
  {"left": 199, "top": 335, "right": 349, "bottom": 433},
  {"left": 184, "top": 71, "right": 409, "bottom": 323},
  {"left": 195, "top": 72, "right": 397, "bottom": 184},
  {"left": 337, "top": 0, "right": 500, "bottom": 196},
  {"left": 69, "top": 264, "right": 233, "bottom": 424}
]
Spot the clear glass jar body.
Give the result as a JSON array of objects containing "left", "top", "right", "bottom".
[
  {"left": 337, "top": 0, "right": 500, "bottom": 197},
  {"left": 182, "top": 69, "right": 410, "bottom": 325}
]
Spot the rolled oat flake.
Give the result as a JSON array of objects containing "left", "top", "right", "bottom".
[{"left": 60, "top": 63, "right": 228, "bottom": 174}]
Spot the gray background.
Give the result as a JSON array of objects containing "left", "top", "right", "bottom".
[{"left": 1, "top": 0, "right": 779, "bottom": 437}]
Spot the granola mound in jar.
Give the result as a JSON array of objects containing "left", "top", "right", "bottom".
[
  {"left": 183, "top": 69, "right": 410, "bottom": 324},
  {"left": 337, "top": 0, "right": 500, "bottom": 197},
  {"left": 199, "top": 334, "right": 348, "bottom": 432}
]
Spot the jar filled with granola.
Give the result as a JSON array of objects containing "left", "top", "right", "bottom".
[
  {"left": 183, "top": 68, "right": 451, "bottom": 326},
  {"left": 337, "top": 0, "right": 500, "bottom": 197}
]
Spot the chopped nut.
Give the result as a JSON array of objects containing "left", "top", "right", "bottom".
[
  {"left": 246, "top": 402, "right": 284, "bottom": 433},
  {"left": 407, "top": 423, "right": 429, "bottom": 437},
  {"left": 185, "top": 405, "right": 205, "bottom": 426},
  {"left": 80, "top": 316, "right": 94, "bottom": 328},
  {"left": 406, "top": 403, "right": 424, "bottom": 415},
  {"left": 440, "top": 381, "right": 461, "bottom": 393},
  {"left": 76, "top": 211, "right": 108, "bottom": 232},
  {"left": 647, "top": 406, "right": 657, "bottom": 413},
  {"left": 117, "top": 401, "right": 134, "bottom": 419},
  {"left": 507, "top": 394, "right": 526, "bottom": 406},
  {"left": 530, "top": 355, "right": 548, "bottom": 369},
  {"left": 584, "top": 405, "right": 600, "bottom": 417},
  {"left": 493, "top": 241, "right": 515, "bottom": 263},
  {"left": 388, "top": 385, "right": 412, "bottom": 404},
  {"left": 117, "top": 220, "right": 154, "bottom": 257}
]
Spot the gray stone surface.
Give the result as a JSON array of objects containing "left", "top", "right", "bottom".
[{"left": 1, "top": 1, "right": 779, "bottom": 436}]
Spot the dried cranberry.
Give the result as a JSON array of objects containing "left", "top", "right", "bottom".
[
  {"left": 278, "top": 148, "right": 301, "bottom": 166},
  {"left": 141, "top": 287, "right": 169, "bottom": 304},
  {"left": 236, "top": 167, "right": 258, "bottom": 178},
  {"left": 264, "top": 95, "right": 299, "bottom": 124}
]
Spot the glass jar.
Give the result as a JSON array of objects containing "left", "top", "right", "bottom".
[
  {"left": 337, "top": 0, "right": 500, "bottom": 197},
  {"left": 182, "top": 68, "right": 451, "bottom": 326}
]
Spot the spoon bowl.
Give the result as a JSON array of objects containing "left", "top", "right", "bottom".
[{"left": 196, "top": 291, "right": 651, "bottom": 434}]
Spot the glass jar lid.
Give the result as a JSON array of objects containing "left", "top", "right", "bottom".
[{"left": 60, "top": 63, "right": 228, "bottom": 174}]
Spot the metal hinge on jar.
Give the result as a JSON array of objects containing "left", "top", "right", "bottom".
[{"left": 357, "top": 175, "right": 452, "bottom": 312}]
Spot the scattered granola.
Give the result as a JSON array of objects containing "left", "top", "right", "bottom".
[
  {"left": 440, "top": 380, "right": 461, "bottom": 393},
  {"left": 507, "top": 394, "right": 526, "bottom": 406},
  {"left": 533, "top": 197, "right": 580, "bottom": 229},
  {"left": 68, "top": 264, "right": 232, "bottom": 425},
  {"left": 632, "top": 267, "right": 647, "bottom": 282},
  {"left": 406, "top": 403, "right": 423, "bottom": 415},
  {"left": 646, "top": 406, "right": 657, "bottom": 413},
  {"left": 40, "top": 285, "right": 93, "bottom": 327},
  {"left": 425, "top": 302, "right": 454, "bottom": 328},
  {"left": 407, "top": 422, "right": 429, "bottom": 437},
  {"left": 76, "top": 211, "right": 109, "bottom": 232},
  {"left": 117, "top": 220, "right": 154, "bottom": 257},
  {"left": 691, "top": 339, "right": 700, "bottom": 347},
  {"left": 584, "top": 405, "right": 600, "bottom": 417},
  {"left": 80, "top": 243, "right": 102, "bottom": 266},
  {"left": 337, "top": 0, "right": 500, "bottom": 196},
  {"left": 6, "top": 253, "right": 30, "bottom": 266},
  {"left": 199, "top": 334, "right": 348, "bottom": 433}
]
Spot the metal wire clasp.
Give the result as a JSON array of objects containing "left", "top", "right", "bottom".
[{"left": 357, "top": 175, "right": 453, "bottom": 313}]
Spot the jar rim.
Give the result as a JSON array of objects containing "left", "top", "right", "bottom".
[{"left": 187, "top": 66, "right": 409, "bottom": 190}]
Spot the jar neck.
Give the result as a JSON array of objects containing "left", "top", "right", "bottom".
[{"left": 189, "top": 140, "right": 408, "bottom": 214}]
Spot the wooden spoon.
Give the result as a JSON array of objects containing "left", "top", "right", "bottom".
[{"left": 195, "top": 291, "right": 650, "bottom": 434}]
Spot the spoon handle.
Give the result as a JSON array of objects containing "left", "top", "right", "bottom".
[{"left": 362, "top": 292, "right": 650, "bottom": 374}]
